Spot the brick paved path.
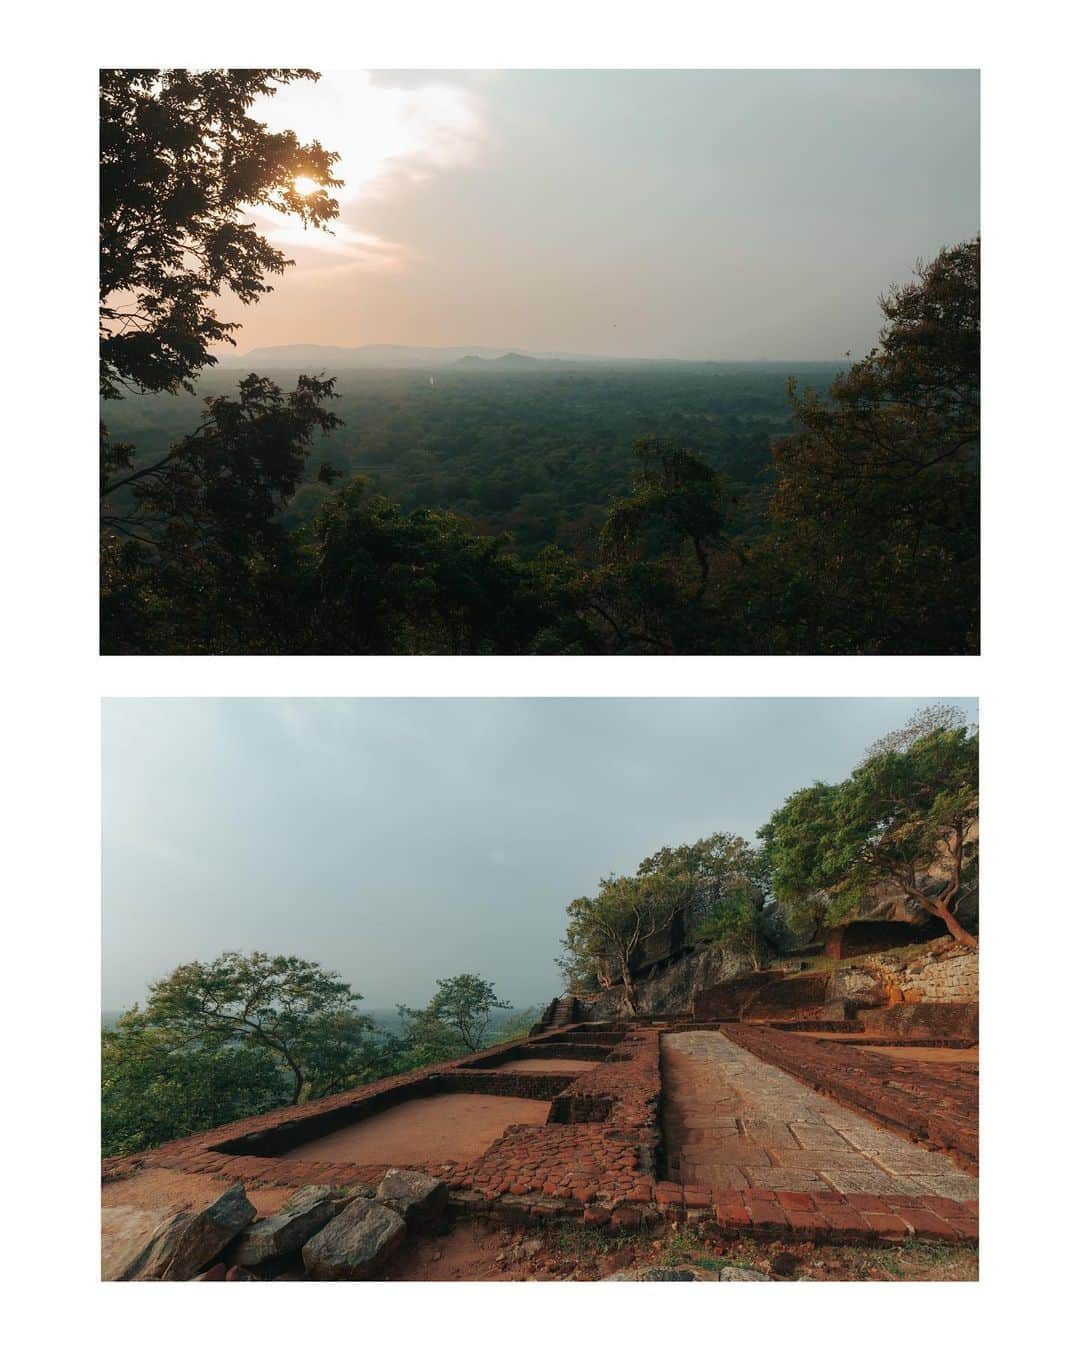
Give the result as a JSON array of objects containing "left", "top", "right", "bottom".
[{"left": 662, "top": 1031, "right": 977, "bottom": 1202}]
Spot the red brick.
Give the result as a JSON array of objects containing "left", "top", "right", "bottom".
[
  {"left": 748, "top": 1199, "right": 789, "bottom": 1232},
  {"left": 862, "top": 1211, "right": 911, "bottom": 1238},
  {"left": 776, "top": 1191, "right": 816, "bottom": 1211},
  {"left": 846, "top": 1193, "right": 891, "bottom": 1213}
]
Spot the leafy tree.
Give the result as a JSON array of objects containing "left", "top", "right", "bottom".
[
  {"left": 561, "top": 833, "right": 764, "bottom": 1010},
  {"left": 695, "top": 892, "right": 770, "bottom": 970},
  {"left": 862, "top": 702, "right": 976, "bottom": 761},
  {"left": 399, "top": 975, "right": 512, "bottom": 1055},
  {"left": 101, "top": 375, "right": 342, "bottom": 653},
  {"left": 767, "top": 239, "right": 980, "bottom": 653},
  {"left": 124, "top": 952, "right": 378, "bottom": 1104},
  {"left": 760, "top": 725, "right": 979, "bottom": 947},
  {"left": 304, "top": 479, "right": 556, "bottom": 654},
  {"left": 102, "top": 1026, "right": 288, "bottom": 1157},
  {"left": 100, "top": 68, "right": 341, "bottom": 399},
  {"left": 592, "top": 437, "right": 741, "bottom": 652},
  {"left": 100, "top": 69, "right": 345, "bottom": 653}
]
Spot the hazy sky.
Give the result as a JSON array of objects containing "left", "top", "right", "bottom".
[
  {"left": 102, "top": 697, "right": 978, "bottom": 1011},
  {"left": 213, "top": 69, "right": 979, "bottom": 361}
]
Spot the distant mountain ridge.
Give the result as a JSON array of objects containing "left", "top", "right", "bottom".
[{"left": 221, "top": 343, "right": 611, "bottom": 369}]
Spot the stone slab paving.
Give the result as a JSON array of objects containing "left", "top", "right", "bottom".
[{"left": 662, "top": 1031, "right": 977, "bottom": 1202}]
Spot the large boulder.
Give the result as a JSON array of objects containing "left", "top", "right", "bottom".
[
  {"left": 231, "top": 1186, "right": 342, "bottom": 1268},
  {"left": 302, "top": 1198, "right": 405, "bottom": 1280},
  {"left": 114, "top": 1183, "right": 256, "bottom": 1281},
  {"left": 375, "top": 1170, "right": 449, "bottom": 1228}
]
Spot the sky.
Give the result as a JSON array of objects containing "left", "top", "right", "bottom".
[
  {"left": 213, "top": 69, "right": 979, "bottom": 362},
  {"left": 101, "top": 697, "right": 978, "bottom": 1011}
]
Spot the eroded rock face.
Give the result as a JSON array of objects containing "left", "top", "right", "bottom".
[
  {"left": 231, "top": 1186, "right": 342, "bottom": 1268},
  {"left": 114, "top": 1183, "right": 256, "bottom": 1281},
  {"left": 719, "top": 1265, "right": 770, "bottom": 1281},
  {"left": 585, "top": 945, "right": 756, "bottom": 1019},
  {"left": 301, "top": 1198, "right": 405, "bottom": 1280},
  {"left": 375, "top": 1170, "right": 449, "bottom": 1227}
]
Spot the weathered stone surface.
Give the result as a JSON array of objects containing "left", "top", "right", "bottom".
[
  {"left": 375, "top": 1169, "right": 449, "bottom": 1226},
  {"left": 102, "top": 1205, "right": 175, "bottom": 1282},
  {"left": 231, "top": 1186, "right": 341, "bottom": 1267},
  {"left": 118, "top": 1183, "right": 256, "bottom": 1281},
  {"left": 302, "top": 1198, "right": 405, "bottom": 1280},
  {"left": 720, "top": 1265, "right": 770, "bottom": 1281},
  {"left": 586, "top": 945, "right": 756, "bottom": 1019}
]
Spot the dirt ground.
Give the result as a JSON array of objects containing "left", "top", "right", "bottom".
[
  {"left": 857, "top": 1045, "right": 979, "bottom": 1065},
  {"left": 379, "top": 1216, "right": 978, "bottom": 1282},
  {"left": 283, "top": 1093, "right": 551, "bottom": 1166},
  {"left": 490, "top": 1058, "right": 590, "bottom": 1073},
  {"left": 102, "top": 1167, "right": 295, "bottom": 1218}
]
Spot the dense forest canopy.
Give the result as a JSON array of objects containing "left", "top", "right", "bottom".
[
  {"left": 100, "top": 70, "right": 978, "bottom": 654},
  {"left": 103, "top": 362, "right": 842, "bottom": 558}
]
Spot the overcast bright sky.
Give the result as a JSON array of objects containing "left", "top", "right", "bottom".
[
  {"left": 213, "top": 69, "right": 979, "bottom": 361},
  {"left": 101, "top": 698, "right": 978, "bottom": 1011}
]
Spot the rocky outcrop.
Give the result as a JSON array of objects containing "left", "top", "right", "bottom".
[
  {"left": 110, "top": 1183, "right": 256, "bottom": 1281},
  {"left": 231, "top": 1186, "right": 343, "bottom": 1269},
  {"left": 375, "top": 1170, "right": 449, "bottom": 1229},
  {"left": 302, "top": 1197, "right": 406, "bottom": 1280},
  {"left": 582, "top": 945, "right": 756, "bottom": 1020}
]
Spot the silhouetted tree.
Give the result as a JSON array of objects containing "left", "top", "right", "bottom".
[
  {"left": 767, "top": 238, "right": 979, "bottom": 653},
  {"left": 100, "top": 69, "right": 341, "bottom": 399}
]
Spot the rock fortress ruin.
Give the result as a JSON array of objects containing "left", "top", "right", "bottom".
[{"left": 102, "top": 927, "right": 978, "bottom": 1281}]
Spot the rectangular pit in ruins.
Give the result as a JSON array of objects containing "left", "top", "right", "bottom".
[{"left": 280, "top": 1093, "right": 554, "bottom": 1165}]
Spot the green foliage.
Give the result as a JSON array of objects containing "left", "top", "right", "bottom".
[
  {"left": 759, "top": 713, "right": 979, "bottom": 944},
  {"left": 99, "top": 71, "right": 978, "bottom": 661},
  {"left": 100, "top": 68, "right": 340, "bottom": 399},
  {"left": 101, "top": 1026, "right": 289, "bottom": 1157},
  {"left": 124, "top": 951, "right": 379, "bottom": 1104},
  {"left": 560, "top": 833, "right": 762, "bottom": 1006},
  {"left": 398, "top": 975, "right": 512, "bottom": 1055},
  {"left": 766, "top": 239, "right": 980, "bottom": 654},
  {"left": 101, "top": 375, "right": 342, "bottom": 653}
]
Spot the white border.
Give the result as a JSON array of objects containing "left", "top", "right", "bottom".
[{"left": 7, "top": 1, "right": 1080, "bottom": 1343}]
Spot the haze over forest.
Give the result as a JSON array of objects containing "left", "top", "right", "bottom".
[
  {"left": 209, "top": 69, "right": 979, "bottom": 362},
  {"left": 100, "top": 69, "right": 979, "bottom": 657}
]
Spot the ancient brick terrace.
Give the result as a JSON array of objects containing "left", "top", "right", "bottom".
[{"left": 103, "top": 1013, "right": 978, "bottom": 1252}]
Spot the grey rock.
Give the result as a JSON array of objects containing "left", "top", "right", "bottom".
[
  {"left": 121, "top": 1184, "right": 257, "bottom": 1281},
  {"left": 302, "top": 1198, "right": 406, "bottom": 1280},
  {"left": 232, "top": 1186, "right": 341, "bottom": 1267},
  {"left": 719, "top": 1265, "right": 770, "bottom": 1281},
  {"left": 375, "top": 1169, "right": 449, "bottom": 1226}
]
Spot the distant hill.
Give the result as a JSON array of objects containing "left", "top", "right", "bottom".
[
  {"left": 454, "top": 351, "right": 570, "bottom": 370},
  {"left": 221, "top": 343, "right": 608, "bottom": 370}
]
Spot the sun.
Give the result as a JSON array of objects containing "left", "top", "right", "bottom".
[{"left": 292, "top": 175, "right": 320, "bottom": 197}]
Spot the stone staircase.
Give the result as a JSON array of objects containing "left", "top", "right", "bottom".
[{"left": 530, "top": 995, "right": 580, "bottom": 1035}]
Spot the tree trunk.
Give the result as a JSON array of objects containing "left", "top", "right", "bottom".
[
  {"left": 619, "top": 959, "right": 638, "bottom": 1015},
  {"left": 929, "top": 899, "right": 978, "bottom": 949}
]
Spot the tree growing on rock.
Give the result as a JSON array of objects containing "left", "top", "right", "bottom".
[
  {"left": 124, "top": 951, "right": 380, "bottom": 1103},
  {"left": 760, "top": 722, "right": 979, "bottom": 948},
  {"left": 560, "top": 834, "right": 762, "bottom": 1011}
]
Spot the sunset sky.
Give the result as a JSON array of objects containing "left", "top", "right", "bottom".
[{"left": 216, "top": 69, "right": 980, "bottom": 362}]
